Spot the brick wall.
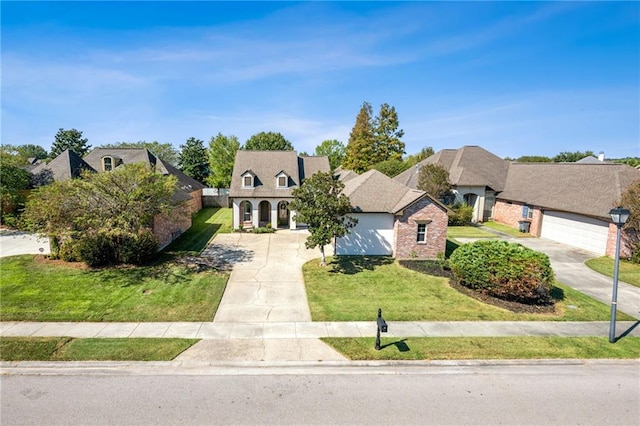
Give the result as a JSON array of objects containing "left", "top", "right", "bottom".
[
  {"left": 187, "top": 189, "right": 203, "bottom": 214},
  {"left": 394, "top": 197, "right": 448, "bottom": 259},
  {"left": 493, "top": 200, "right": 542, "bottom": 236},
  {"left": 153, "top": 204, "right": 192, "bottom": 249},
  {"left": 606, "top": 224, "right": 635, "bottom": 259}
]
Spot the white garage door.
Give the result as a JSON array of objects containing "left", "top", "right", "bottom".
[
  {"left": 541, "top": 211, "right": 609, "bottom": 254},
  {"left": 335, "top": 213, "right": 394, "bottom": 256}
]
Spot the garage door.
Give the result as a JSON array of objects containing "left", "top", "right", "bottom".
[
  {"left": 335, "top": 213, "right": 394, "bottom": 256},
  {"left": 540, "top": 211, "right": 609, "bottom": 254}
]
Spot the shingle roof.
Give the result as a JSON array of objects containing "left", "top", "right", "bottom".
[
  {"left": 31, "top": 149, "right": 94, "bottom": 181},
  {"left": 342, "top": 169, "right": 435, "bottom": 213},
  {"left": 498, "top": 163, "right": 640, "bottom": 219},
  {"left": 83, "top": 148, "right": 205, "bottom": 192},
  {"left": 394, "top": 145, "right": 509, "bottom": 191},
  {"left": 229, "top": 150, "right": 330, "bottom": 198}
]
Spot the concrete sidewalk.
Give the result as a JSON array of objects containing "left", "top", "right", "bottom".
[{"left": 3, "top": 320, "right": 638, "bottom": 339}]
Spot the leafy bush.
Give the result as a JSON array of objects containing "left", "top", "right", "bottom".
[
  {"left": 73, "top": 229, "right": 158, "bottom": 267},
  {"left": 77, "top": 233, "right": 116, "bottom": 267},
  {"left": 58, "top": 238, "right": 82, "bottom": 262},
  {"left": 111, "top": 229, "right": 158, "bottom": 265},
  {"left": 448, "top": 203, "right": 473, "bottom": 226},
  {"left": 449, "top": 240, "right": 554, "bottom": 305},
  {"left": 253, "top": 226, "right": 275, "bottom": 234}
]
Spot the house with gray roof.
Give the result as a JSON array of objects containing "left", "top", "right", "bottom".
[
  {"left": 394, "top": 146, "right": 508, "bottom": 222},
  {"left": 32, "top": 148, "right": 206, "bottom": 249},
  {"left": 229, "top": 150, "right": 331, "bottom": 230},
  {"left": 230, "top": 151, "right": 449, "bottom": 258},
  {"left": 337, "top": 169, "right": 448, "bottom": 257},
  {"left": 395, "top": 144, "right": 639, "bottom": 257},
  {"left": 494, "top": 162, "right": 640, "bottom": 256}
]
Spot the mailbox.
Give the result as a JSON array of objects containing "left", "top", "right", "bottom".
[{"left": 375, "top": 308, "right": 388, "bottom": 350}]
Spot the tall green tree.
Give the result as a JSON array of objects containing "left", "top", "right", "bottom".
[
  {"left": 314, "top": 139, "right": 345, "bottom": 170},
  {"left": 50, "top": 128, "right": 91, "bottom": 157},
  {"left": 372, "top": 103, "right": 405, "bottom": 163},
  {"left": 207, "top": 133, "right": 240, "bottom": 188},
  {"left": 178, "top": 137, "right": 209, "bottom": 184},
  {"left": 100, "top": 141, "right": 179, "bottom": 165},
  {"left": 417, "top": 163, "right": 452, "bottom": 200},
  {"left": 515, "top": 155, "right": 552, "bottom": 163},
  {"left": 15, "top": 144, "right": 48, "bottom": 161},
  {"left": 289, "top": 172, "right": 357, "bottom": 266},
  {"left": 244, "top": 131, "right": 294, "bottom": 151},
  {"left": 342, "top": 102, "right": 405, "bottom": 173},
  {"left": 553, "top": 150, "right": 595, "bottom": 162},
  {"left": 342, "top": 102, "right": 375, "bottom": 173}
]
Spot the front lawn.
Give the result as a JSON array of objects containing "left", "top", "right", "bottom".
[
  {"left": 585, "top": 257, "right": 640, "bottom": 288},
  {"left": 482, "top": 221, "right": 534, "bottom": 238},
  {"left": 0, "top": 337, "right": 198, "bottom": 361},
  {"left": 323, "top": 337, "right": 640, "bottom": 360},
  {"left": 303, "top": 256, "right": 632, "bottom": 322},
  {"left": 0, "top": 255, "right": 228, "bottom": 321},
  {"left": 446, "top": 226, "right": 494, "bottom": 239}
]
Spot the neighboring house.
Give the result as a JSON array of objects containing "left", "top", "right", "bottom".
[
  {"left": 394, "top": 144, "right": 640, "bottom": 257},
  {"left": 493, "top": 162, "right": 640, "bottom": 257},
  {"left": 336, "top": 169, "right": 448, "bottom": 258},
  {"left": 31, "top": 148, "right": 205, "bottom": 249},
  {"left": 229, "top": 150, "right": 330, "bottom": 230},
  {"left": 394, "top": 146, "right": 508, "bottom": 222},
  {"left": 229, "top": 151, "right": 448, "bottom": 259}
]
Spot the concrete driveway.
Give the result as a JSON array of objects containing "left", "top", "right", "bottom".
[
  {"left": 206, "top": 230, "right": 333, "bottom": 323},
  {"left": 0, "top": 230, "right": 50, "bottom": 258}
]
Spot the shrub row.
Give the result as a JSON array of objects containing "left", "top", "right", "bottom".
[
  {"left": 449, "top": 240, "right": 554, "bottom": 305},
  {"left": 59, "top": 229, "right": 158, "bottom": 267}
]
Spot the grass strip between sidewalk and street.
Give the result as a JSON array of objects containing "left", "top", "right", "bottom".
[
  {"left": 303, "top": 256, "right": 635, "bottom": 322},
  {"left": 0, "top": 337, "right": 198, "bottom": 361},
  {"left": 322, "top": 336, "right": 640, "bottom": 360},
  {"left": 585, "top": 256, "right": 640, "bottom": 288}
]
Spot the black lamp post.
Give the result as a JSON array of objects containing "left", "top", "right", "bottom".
[{"left": 608, "top": 206, "right": 630, "bottom": 343}]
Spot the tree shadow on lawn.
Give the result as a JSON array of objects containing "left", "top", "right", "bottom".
[{"left": 328, "top": 256, "right": 394, "bottom": 275}]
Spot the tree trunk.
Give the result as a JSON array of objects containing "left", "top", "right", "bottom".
[{"left": 320, "top": 245, "right": 326, "bottom": 266}]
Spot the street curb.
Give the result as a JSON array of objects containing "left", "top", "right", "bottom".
[{"left": 2, "top": 358, "right": 639, "bottom": 376}]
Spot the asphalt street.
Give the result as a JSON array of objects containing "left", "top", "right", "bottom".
[{"left": 2, "top": 361, "right": 639, "bottom": 425}]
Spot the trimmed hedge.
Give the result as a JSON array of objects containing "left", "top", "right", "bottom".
[
  {"left": 449, "top": 240, "right": 554, "bottom": 305},
  {"left": 60, "top": 229, "right": 158, "bottom": 267},
  {"left": 448, "top": 203, "right": 473, "bottom": 226}
]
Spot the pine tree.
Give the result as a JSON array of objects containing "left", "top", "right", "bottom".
[
  {"left": 373, "top": 103, "right": 405, "bottom": 163},
  {"left": 342, "top": 102, "right": 374, "bottom": 173},
  {"left": 50, "top": 128, "right": 91, "bottom": 157},
  {"left": 178, "top": 137, "right": 209, "bottom": 184}
]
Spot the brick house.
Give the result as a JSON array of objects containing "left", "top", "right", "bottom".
[
  {"left": 32, "top": 148, "right": 205, "bottom": 249},
  {"left": 229, "top": 151, "right": 448, "bottom": 259}
]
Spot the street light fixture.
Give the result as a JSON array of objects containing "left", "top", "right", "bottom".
[{"left": 608, "top": 206, "right": 630, "bottom": 343}]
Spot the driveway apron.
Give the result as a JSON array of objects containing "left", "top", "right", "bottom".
[{"left": 209, "top": 230, "right": 330, "bottom": 323}]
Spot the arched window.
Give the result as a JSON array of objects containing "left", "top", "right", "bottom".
[{"left": 102, "top": 156, "right": 113, "bottom": 171}]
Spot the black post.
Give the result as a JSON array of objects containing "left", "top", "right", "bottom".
[{"left": 375, "top": 308, "right": 382, "bottom": 350}]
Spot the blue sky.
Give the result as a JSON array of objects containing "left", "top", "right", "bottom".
[{"left": 2, "top": 1, "right": 639, "bottom": 159}]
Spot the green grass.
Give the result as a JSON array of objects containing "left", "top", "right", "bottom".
[
  {"left": 0, "top": 255, "right": 228, "bottom": 321},
  {"left": 165, "top": 207, "right": 232, "bottom": 255},
  {"left": 322, "top": 337, "right": 640, "bottom": 360},
  {"left": 482, "top": 221, "right": 534, "bottom": 238},
  {"left": 585, "top": 256, "right": 640, "bottom": 288},
  {"left": 0, "top": 337, "right": 198, "bottom": 361},
  {"left": 446, "top": 226, "right": 495, "bottom": 239},
  {"left": 303, "top": 256, "right": 633, "bottom": 322}
]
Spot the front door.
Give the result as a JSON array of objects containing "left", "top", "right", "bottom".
[
  {"left": 278, "top": 201, "right": 289, "bottom": 227},
  {"left": 259, "top": 201, "right": 271, "bottom": 226}
]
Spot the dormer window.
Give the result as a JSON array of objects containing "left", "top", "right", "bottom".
[
  {"left": 276, "top": 171, "right": 289, "bottom": 188},
  {"left": 241, "top": 171, "right": 255, "bottom": 188},
  {"left": 102, "top": 156, "right": 114, "bottom": 172}
]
